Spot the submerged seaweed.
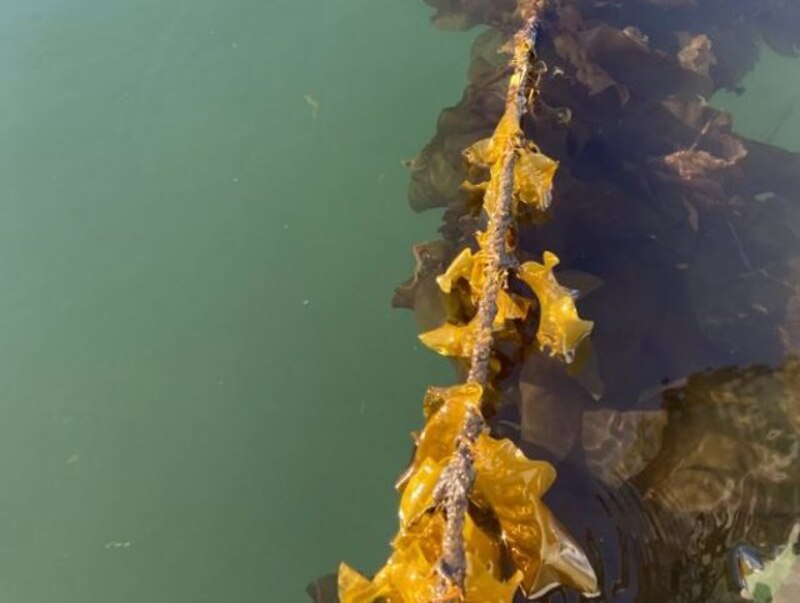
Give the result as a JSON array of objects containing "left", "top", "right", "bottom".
[
  {"left": 311, "top": 1, "right": 800, "bottom": 602},
  {"left": 383, "top": 1, "right": 800, "bottom": 602}
]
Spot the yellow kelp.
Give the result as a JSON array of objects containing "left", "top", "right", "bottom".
[
  {"left": 341, "top": 379, "right": 597, "bottom": 603},
  {"left": 518, "top": 251, "right": 594, "bottom": 363},
  {"left": 339, "top": 4, "right": 598, "bottom": 602}
]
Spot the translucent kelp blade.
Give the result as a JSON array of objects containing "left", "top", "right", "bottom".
[
  {"left": 338, "top": 542, "right": 438, "bottom": 603},
  {"left": 466, "top": 554, "right": 523, "bottom": 603},
  {"left": 388, "top": 543, "right": 440, "bottom": 603},
  {"left": 392, "top": 511, "right": 500, "bottom": 575},
  {"left": 437, "top": 247, "right": 479, "bottom": 294},
  {"left": 340, "top": 512, "right": 512, "bottom": 603},
  {"left": 464, "top": 137, "right": 492, "bottom": 168},
  {"left": 415, "top": 383, "right": 482, "bottom": 465},
  {"left": 436, "top": 246, "right": 488, "bottom": 304},
  {"left": 487, "top": 110, "right": 523, "bottom": 164},
  {"left": 514, "top": 146, "right": 557, "bottom": 211},
  {"left": 496, "top": 289, "right": 530, "bottom": 327},
  {"left": 399, "top": 457, "right": 444, "bottom": 526},
  {"left": 337, "top": 563, "right": 390, "bottom": 603},
  {"left": 517, "top": 251, "right": 593, "bottom": 363},
  {"left": 527, "top": 507, "right": 601, "bottom": 599},
  {"left": 419, "top": 319, "right": 478, "bottom": 358},
  {"left": 472, "top": 434, "right": 599, "bottom": 597},
  {"left": 392, "top": 511, "right": 445, "bottom": 568},
  {"left": 396, "top": 383, "right": 483, "bottom": 491}
]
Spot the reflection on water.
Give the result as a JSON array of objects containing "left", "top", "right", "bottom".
[{"left": 515, "top": 358, "right": 800, "bottom": 602}]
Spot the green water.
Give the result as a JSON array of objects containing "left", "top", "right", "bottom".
[{"left": 0, "top": 2, "right": 473, "bottom": 601}]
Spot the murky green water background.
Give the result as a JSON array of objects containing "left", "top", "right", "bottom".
[{"left": 1, "top": 1, "right": 799, "bottom": 602}]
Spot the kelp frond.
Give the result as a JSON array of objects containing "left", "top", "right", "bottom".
[{"left": 339, "top": 2, "right": 597, "bottom": 602}]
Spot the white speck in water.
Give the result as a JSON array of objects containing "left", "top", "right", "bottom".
[
  {"left": 66, "top": 453, "right": 80, "bottom": 465},
  {"left": 105, "top": 541, "right": 132, "bottom": 550},
  {"left": 231, "top": 42, "right": 238, "bottom": 49},
  {"left": 282, "top": 223, "right": 290, "bottom": 230},
  {"left": 232, "top": 177, "right": 239, "bottom": 183},
  {"left": 303, "top": 94, "right": 320, "bottom": 119},
  {"left": 302, "top": 299, "right": 310, "bottom": 306}
]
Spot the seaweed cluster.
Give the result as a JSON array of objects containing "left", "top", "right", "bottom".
[
  {"left": 385, "top": 0, "right": 800, "bottom": 602},
  {"left": 321, "top": 1, "right": 800, "bottom": 602},
  {"left": 404, "top": 1, "right": 800, "bottom": 397},
  {"left": 339, "top": 5, "right": 602, "bottom": 602}
]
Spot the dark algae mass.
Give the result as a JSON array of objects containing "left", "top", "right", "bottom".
[{"left": 326, "top": 1, "right": 800, "bottom": 602}]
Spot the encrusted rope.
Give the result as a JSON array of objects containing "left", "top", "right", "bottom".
[{"left": 433, "top": 7, "right": 543, "bottom": 599}]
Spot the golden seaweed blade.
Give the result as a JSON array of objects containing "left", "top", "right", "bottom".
[
  {"left": 418, "top": 318, "right": 480, "bottom": 358},
  {"left": 340, "top": 455, "right": 523, "bottom": 603},
  {"left": 340, "top": 6, "right": 601, "bottom": 602},
  {"left": 517, "top": 251, "right": 594, "bottom": 363},
  {"left": 340, "top": 432, "right": 597, "bottom": 603},
  {"left": 410, "top": 383, "right": 483, "bottom": 476},
  {"left": 472, "top": 435, "right": 599, "bottom": 598},
  {"left": 513, "top": 145, "right": 557, "bottom": 211},
  {"left": 463, "top": 119, "right": 557, "bottom": 216}
]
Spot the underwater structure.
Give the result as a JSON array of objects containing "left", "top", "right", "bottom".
[{"left": 325, "top": 1, "right": 800, "bottom": 602}]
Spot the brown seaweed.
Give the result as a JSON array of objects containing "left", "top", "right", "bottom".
[{"left": 383, "top": 1, "right": 800, "bottom": 602}]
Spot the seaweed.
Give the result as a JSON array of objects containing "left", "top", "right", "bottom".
[
  {"left": 330, "top": 0, "right": 800, "bottom": 601},
  {"left": 338, "top": 4, "right": 599, "bottom": 602}
]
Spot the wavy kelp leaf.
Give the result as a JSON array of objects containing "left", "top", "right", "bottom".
[
  {"left": 338, "top": 563, "right": 384, "bottom": 603},
  {"left": 481, "top": 161, "right": 505, "bottom": 216},
  {"left": 496, "top": 289, "right": 529, "bottom": 325},
  {"left": 437, "top": 247, "right": 484, "bottom": 295},
  {"left": 472, "top": 435, "right": 599, "bottom": 597},
  {"left": 464, "top": 137, "right": 492, "bottom": 169},
  {"left": 338, "top": 541, "right": 438, "bottom": 603},
  {"left": 420, "top": 308, "right": 524, "bottom": 357},
  {"left": 393, "top": 241, "right": 449, "bottom": 310},
  {"left": 400, "top": 457, "right": 445, "bottom": 526},
  {"left": 416, "top": 383, "right": 482, "bottom": 460},
  {"left": 391, "top": 511, "right": 501, "bottom": 576},
  {"left": 391, "top": 510, "right": 445, "bottom": 570},
  {"left": 487, "top": 110, "right": 523, "bottom": 164},
  {"left": 436, "top": 246, "right": 527, "bottom": 321},
  {"left": 517, "top": 252, "right": 593, "bottom": 363},
  {"left": 677, "top": 33, "right": 716, "bottom": 77},
  {"left": 519, "top": 350, "right": 596, "bottom": 459},
  {"left": 466, "top": 554, "right": 523, "bottom": 603},
  {"left": 340, "top": 514, "right": 444, "bottom": 603},
  {"left": 341, "top": 508, "right": 514, "bottom": 603},
  {"left": 464, "top": 109, "right": 522, "bottom": 170},
  {"left": 419, "top": 319, "right": 478, "bottom": 358},
  {"left": 397, "top": 383, "right": 483, "bottom": 490},
  {"left": 514, "top": 145, "right": 557, "bottom": 211}
]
